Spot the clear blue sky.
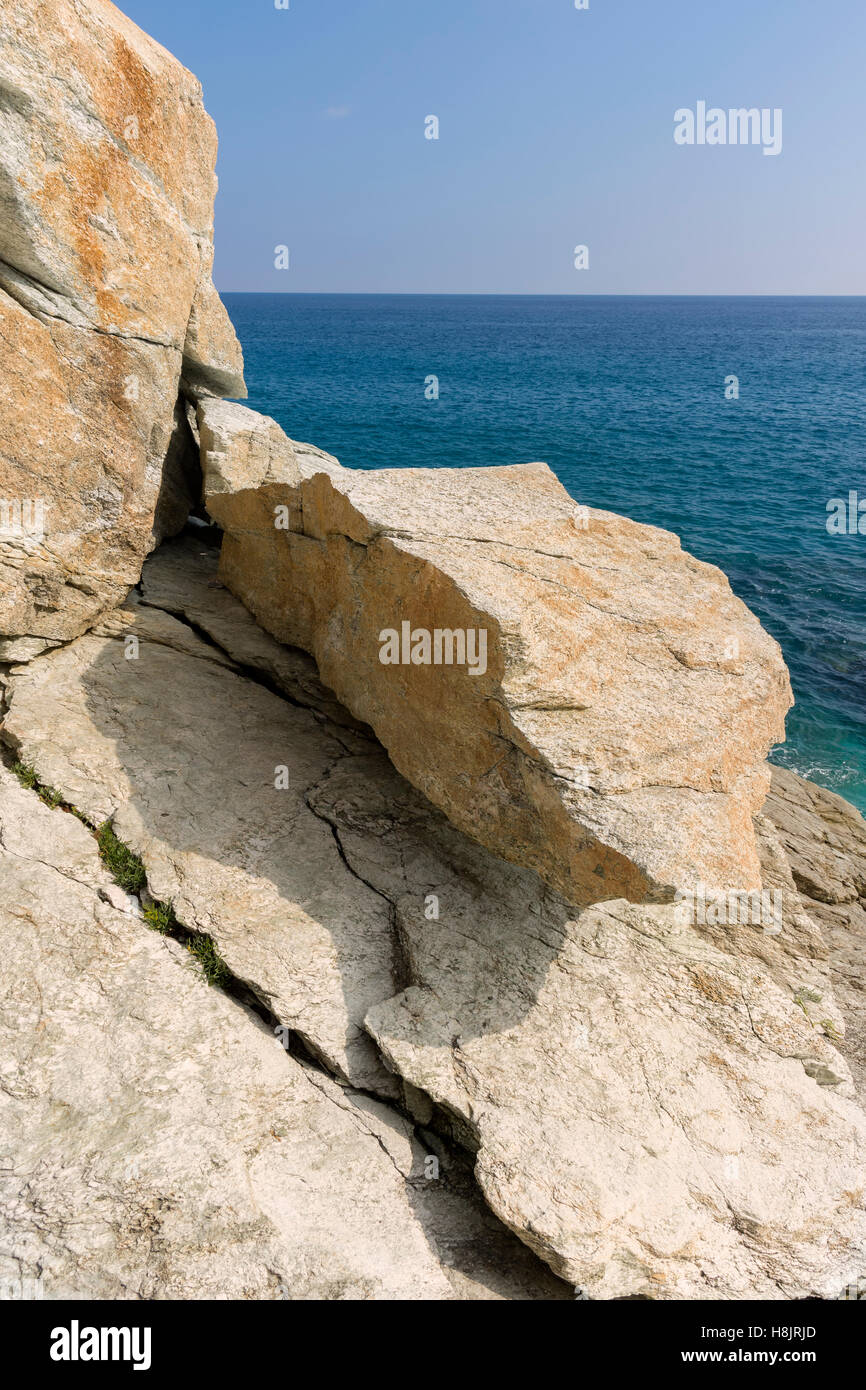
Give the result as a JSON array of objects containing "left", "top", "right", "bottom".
[{"left": 120, "top": 0, "right": 866, "bottom": 294}]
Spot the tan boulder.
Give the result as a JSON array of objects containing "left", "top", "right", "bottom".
[
  {"left": 199, "top": 400, "right": 793, "bottom": 905},
  {"left": 0, "top": 0, "right": 245, "bottom": 648}
]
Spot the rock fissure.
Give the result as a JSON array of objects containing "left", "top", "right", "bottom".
[
  {"left": 0, "top": 258, "right": 177, "bottom": 349},
  {"left": 0, "top": 746, "right": 570, "bottom": 1299}
]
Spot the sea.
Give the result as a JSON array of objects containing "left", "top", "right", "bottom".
[{"left": 223, "top": 294, "right": 866, "bottom": 813}]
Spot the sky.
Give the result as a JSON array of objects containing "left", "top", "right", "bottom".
[{"left": 120, "top": 0, "right": 866, "bottom": 295}]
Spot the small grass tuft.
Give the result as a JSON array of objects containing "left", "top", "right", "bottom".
[
  {"left": 142, "top": 899, "right": 176, "bottom": 934},
  {"left": 10, "top": 760, "right": 38, "bottom": 791},
  {"left": 10, "top": 760, "right": 92, "bottom": 824},
  {"left": 96, "top": 823, "right": 147, "bottom": 895},
  {"left": 99, "top": 826, "right": 230, "bottom": 988},
  {"left": 11, "top": 765, "right": 235, "bottom": 994},
  {"left": 185, "top": 933, "right": 232, "bottom": 990},
  {"left": 12, "top": 760, "right": 66, "bottom": 810}
]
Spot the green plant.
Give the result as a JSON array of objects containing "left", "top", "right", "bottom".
[
  {"left": 12, "top": 760, "right": 65, "bottom": 810},
  {"left": 142, "top": 900, "right": 176, "bottom": 933},
  {"left": 10, "top": 759, "right": 92, "bottom": 824},
  {"left": 10, "top": 759, "right": 38, "bottom": 791},
  {"left": 96, "top": 823, "right": 147, "bottom": 895},
  {"left": 185, "top": 933, "right": 231, "bottom": 989},
  {"left": 11, "top": 769, "right": 234, "bottom": 994}
]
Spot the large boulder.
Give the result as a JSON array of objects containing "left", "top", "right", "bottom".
[
  {"left": 198, "top": 399, "right": 793, "bottom": 906},
  {"left": 0, "top": 0, "right": 245, "bottom": 653},
  {"left": 366, "top": 890, "right": 866, "bottom": 1300}
]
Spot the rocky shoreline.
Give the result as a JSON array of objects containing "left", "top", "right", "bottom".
[{"left": 1, "top": 0, "right": 864, "bottom": 1301}]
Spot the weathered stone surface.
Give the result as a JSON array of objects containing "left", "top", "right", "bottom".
[
  {"left": 1, "top": 606, "right": 397, "bottom": 1095},
  {"left": 0, "top": 763, "right": 564, "bottom": 1301},
  {"left": 0, "top": 0, "right": 244, "bottom": 648},
  {"left": 138, "top": 532, "right": 369, "bottom": 732},
  {"left": 298, "top": 748, "right": 865, "bottom": 1300},
  {"left": 198, "top": 401, "right": 793, "bottom": 906},
  {"left": 4, "top": 542, "right": 861, "bottom": 1300},
  {"left": 5, "top": 0, "right": 860, "bottom": 1309},
  {"left": 197, "top": 398, "right": 340, "bottom": 500},
  {"left": 0, "top": 635, "right": 61, "bottom": 662},
  {"left": 765, "top": 767, "right": 866, "bottom": 908},
  {"left": 764, "top": 767, "right": 866, "bottom": 1097},
  {"left": 368, "top": 906, "right": 866, "bottom": 1299},
  {"left": 688, "top": 812, "right": 846, "bottom": 1039}
]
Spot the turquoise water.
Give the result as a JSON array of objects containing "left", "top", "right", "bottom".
[{"left": 223, "top": 294, "right": 866, "bottom": 812}]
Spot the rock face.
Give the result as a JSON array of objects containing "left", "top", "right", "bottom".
[
  {"left": 1, "top": 594, "right": 399, "bottom": 1096},
  {"left": 0, "top": 0, "right": 244, "bottom": 652},
  {"left": 0, "top": 762, "right": 566, "bottom": 1300},
  {"left": 198, "top": 399, "right": 793, "bottom": 907},
  {"left": 764, "top": 768, "right": 866, "bottom": 1096},
  {"left": 3, "top": 537, "right": 863, "bottom": 1301},
  {"left": 367, "top": 892, "right": 865, "bottom": 1299},
  {"left": 309, "top": 752, "right": 866, "bottom": 1301}
]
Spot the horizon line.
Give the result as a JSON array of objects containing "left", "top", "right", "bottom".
[{"left": 217, "top": 290, "right": 866, "bottom": 299}]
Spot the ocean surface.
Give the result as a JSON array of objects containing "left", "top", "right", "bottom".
[{"left": 223, "top": 294, "right": 866, "bottom": 813}]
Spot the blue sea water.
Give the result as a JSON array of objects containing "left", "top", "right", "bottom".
[{"left": 223, "top": 294, "right": 866, "bottom": 813}]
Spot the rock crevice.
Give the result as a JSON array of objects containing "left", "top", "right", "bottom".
[{"left": 0, "top": 757, "right": 565, "bottom": 1300}]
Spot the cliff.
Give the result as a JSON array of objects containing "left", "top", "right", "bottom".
[
  {"left": 0, "top": 0, "right": 244, "bottom": 658},
  {"left": 1, "top": 0, "right": 864, "bottom": 1302}
]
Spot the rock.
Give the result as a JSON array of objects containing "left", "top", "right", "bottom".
[
  {"left": 197, "top": 398, "right": 334, "bottom": 499},
  {"left": 685, "top": 812, "right": 846, "bottom": 1039},
  {"left": 138, "top": 532, "right": 369, "bottom": 732},
  {"left": 4, "top": 0, "right": 859, "bottom": 1308},
  {"left": 5, "top": 541, "right": 862, "bottom": 1300},
  {"left": 764, "top": 767, "right": 866, "bottom": 907},
  {"left": 816, "top": 897, "right": 866, "bottom": 1100},
  {"left": 198, "top": 400, "right": 793, "bottom": 906},
  {"left": 1, "top": 605, "right": 398, "bottom": 1096},
  {"left": 0, "top": 636, "right": 61, "bottom": 662},
  {"left": 299, "top": 748, "right": 866, "bottom": 1300},
  {"left": 0, "top": 764, "right": 564, "bottom": 1300},
  {"left": 763, "top": 767, "right": 866, "bottom": 1097},
  {"left": 0, "top": 0, "right": 244, "bottom": 650},
  {"left": 366, "top": 900, "right": 866, "bottom": 1299}
]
